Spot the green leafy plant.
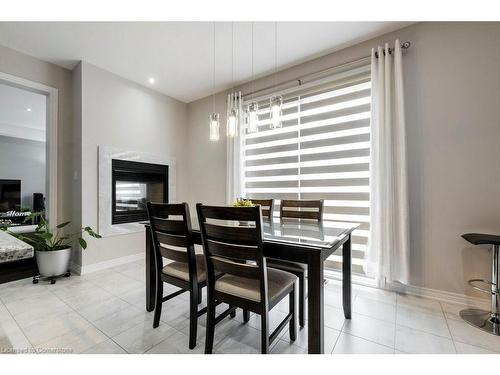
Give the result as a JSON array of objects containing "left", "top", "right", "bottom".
[
  {"left": 5, "top": 211, "right": 101, "bottom": 251},
  {"left": 233, "top": 198, "right": 254, "bottom": 207}
]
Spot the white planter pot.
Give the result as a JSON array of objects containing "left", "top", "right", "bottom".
[{"left": 35, "top": 247, "right": 71, "bottom": 277}]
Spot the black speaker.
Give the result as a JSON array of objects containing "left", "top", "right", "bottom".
[{"left": 33, "top": 193, "right": 45, "bottom": 212}]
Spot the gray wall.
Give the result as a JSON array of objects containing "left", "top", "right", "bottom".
[
  {"left": 78, "top": 62, "right": 189, "bottom": 268},
  {"left": 186, "top": 22, "right": 500, "bottom": 298},
  {"left": 0, "top": 44, "right": 74, "bottom": 229},
  {"left": 0, "top": 136, "right": 46, "bottom": 208}
]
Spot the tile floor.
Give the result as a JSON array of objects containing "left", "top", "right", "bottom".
[{"left": 0, "top": 259, "right": 499, "bottom": 354}]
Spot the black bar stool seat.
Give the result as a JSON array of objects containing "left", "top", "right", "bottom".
[
  {"left": 462, "top": 233, "right": 500, "bottom": 246},
  {"left": 461, "top": 232, "right": 500, "bottom": 336}
]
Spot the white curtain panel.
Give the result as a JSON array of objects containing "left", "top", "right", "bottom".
[
  {"left": 366, "top": 40, "right": 410, "bottom": 285},
  {"left": 226, "top": 92, "right": 245, "bottom": 204}
]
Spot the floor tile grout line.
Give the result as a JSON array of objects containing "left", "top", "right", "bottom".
[
  {"left": 345, "top": 309, "right": 396, "bottom": 325},
  {"left": 450, "top": 336, "right": 500, "bottom": 354},
  {"left": 392, "top": 303, "right": 455, "bottom": 342},
  {"left": 335, "top": 331, "right": 396, "bottom": 352},
  {"left": 394, "top": 321, "right": 453, "bottom": 340},
  {"left": 1, "top": 293, "right": 36, "bottom": 350},
  {"left": 439, "top": 300, "right": 459, "bottom": 354},
  {"left": 393, "top": 296, "right": 397, "bottom": 351},
  {"left": 44, "top": 280, "right": 130, "bottom": 353},
  {"left": 330, "top": 323, "right": 344, "bottom": 354},
  {"left": 441, "top": 309, "right": 500, "bottom": 354}
]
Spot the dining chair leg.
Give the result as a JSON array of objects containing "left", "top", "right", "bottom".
[
  {"left": 189, "top": 288, "right": 199, "bottom": 349},
  {"left": 205, "top": 298, "right": 216, "bottom": 354},
  {"left": 197, "top": 287, "right": 202, "bottom": 304},
  {"left": 153, "top": 281, "right": 163, "bottom": 328},
  {"left": 243, "top": 309, "right": 250, "bottom": 323},
  {"left": 298, "top": 273, "right": 305, "bottom": 328},
  {"left": 261, "top": 311, "right": 269, "bottom": 354},
  {"left": 289, "top": 287, "right": 297, "bottom": 341}
]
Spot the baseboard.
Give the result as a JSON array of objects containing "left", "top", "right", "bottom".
[
  {"left": 324, "top": 269, "right": 489, "bottom": 308},
  {"left": 69, "top": 261, "right": 82, "bottom": 276},
  {"left": 386, "top": 282, "right": 489, "bottom": 308},
  {"left": 70, "top": 252, "right": 145, "bottom": 276}
]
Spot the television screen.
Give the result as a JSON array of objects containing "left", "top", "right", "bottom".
[{"left": 0, "top": 179, "right": 21, "bottom": 212}]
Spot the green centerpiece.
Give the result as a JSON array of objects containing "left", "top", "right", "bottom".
[{"left": 233, "top": 198, "right": 255, "bottom": 226}]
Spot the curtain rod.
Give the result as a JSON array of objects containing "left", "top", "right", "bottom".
[
  {"left": 374, "top": 40, "right": 411, "bottom": 58},
  {"left": 241, "top": 41, "right": 411, "bottom": 100}
]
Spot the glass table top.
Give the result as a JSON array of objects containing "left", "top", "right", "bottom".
[{"left": 191, "top": 218, "right": 359, "bottom": 249}]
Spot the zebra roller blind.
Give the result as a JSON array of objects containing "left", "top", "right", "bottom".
[{"left": 243, "top": 63, "right": 371, "bottom": 274}]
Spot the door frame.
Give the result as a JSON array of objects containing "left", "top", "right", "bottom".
[{"left": 0, "top": 71, "right": 59, "bottom": 226}]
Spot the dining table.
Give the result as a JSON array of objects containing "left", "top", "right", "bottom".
[{"left": 143, "top": 217, "right": 358, "bottom": 354}]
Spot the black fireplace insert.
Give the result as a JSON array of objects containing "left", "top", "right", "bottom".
[{"left": 112, "top": 159, "right": 168, "bottom": 224}]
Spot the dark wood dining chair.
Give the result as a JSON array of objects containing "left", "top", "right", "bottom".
[
  {"left": 280, "top": 199, "right": 324, "bottom": 220},
  {"left": 146, "top": 202, "right": 208, "bottom": 350},
  {"left": 267, "top": 199, "right": 324, "bottom": 328},
  {"left": 196, "top": 204, "right": 297, "bottom": 354},
  {"left": 247, "top": 198, "right": 275, "bottom": 220}
]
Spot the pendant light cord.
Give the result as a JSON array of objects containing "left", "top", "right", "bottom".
[
  {"left": 212, "top": 21, "right": 215, "bottom": 113},
  {"left": 231, "top": 22, "right": 234, "bottom": 109},
  {"left": 251, "top": 22, "right": 254, "bottom": 102},
  {"left": 231, "top": 22, "right": 234, "bottom": 90},
  {"left": 274, "top": 22, "right": 277, "bottom": 89}
]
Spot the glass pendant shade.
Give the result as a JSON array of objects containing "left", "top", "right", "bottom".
[
  {"left": 247, "top": 102, "right": 259, "bottom": 133},
  {"left": 269, "top": 96, "right": 283, "bottom": 129},
  {"left": 209, "top": 113, "right": 220, "bottom": 141},
  {"left": 227, "top": 108, "right": 238, "bottom": 137}
]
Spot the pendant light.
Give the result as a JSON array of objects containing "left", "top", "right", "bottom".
[
  {"left": 209, "top": 113, "right": 220, "bottom": 141},
  {"left": 209, "top": 22, "right": 220, "bottom": 141},
  {"left": 246, "top": 22, "right": 259, "bottom": 133},
  {"left": 226, "top": 22, "right": 237, "bottom": 138},
  {"left": 269, "top": 22, "right": 282, "bottom": 129}
]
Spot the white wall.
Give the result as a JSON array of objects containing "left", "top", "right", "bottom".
[
  {"left": 186, "top": 22, "right": 500, "bottom": 299},
  {"left": 78, "top": 62, "right": 189, "bottom": 268}
]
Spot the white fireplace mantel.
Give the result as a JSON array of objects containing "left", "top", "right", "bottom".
[{"left": 98, "top": 146, "right": 176, "bottom": 237}]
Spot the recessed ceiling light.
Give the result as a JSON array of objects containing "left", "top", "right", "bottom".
[
  {"left": 26, "top": 108, "right": 32, "bottom": 112},
  {"left": 148, "top": 77, "right": 155, "bottom": 84}
]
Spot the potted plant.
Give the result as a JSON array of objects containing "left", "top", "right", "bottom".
[
  {"left": 7, "top": 212, "right": 101, "bottom": 280},
  {"left": 233, "top": 198, "right": 255, "bottom": 226}
]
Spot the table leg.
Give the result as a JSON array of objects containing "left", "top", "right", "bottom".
[
  {"left": 145, "top": 226, "right": 156, "bottom": 312},
  {"left": 342, "top": 234, "right": 352, "bottom": 319},
  {"left": 307, "top": 252, "right": 324, "bottom": 354}
]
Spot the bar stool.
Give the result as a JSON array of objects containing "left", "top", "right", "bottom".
[{"left": 461, "top": 233, "right": 500, "bottom": 335}]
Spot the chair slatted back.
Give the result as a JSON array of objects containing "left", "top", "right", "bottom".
[
  {"left": 147, "top": 202, "right": 197, "bottom": 281},
  {"left": 248, "top": 199, "right": 275, "bottom": 220},
  {"left": 196, "top": 204, "right": 266, "bottom": 293},
  {"left": 280, "top": 199, "right": 324, "bottom": 221}
]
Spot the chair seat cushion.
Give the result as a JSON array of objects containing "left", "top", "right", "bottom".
[
  {"left": 162, "top": 254, "right": 206, "bottom": 282},
  {"left": 267, "top": 258, "right": 306, "bottom": 273},
  {"left": 215, "top": 268, "right": 297, "bottom": 302}
]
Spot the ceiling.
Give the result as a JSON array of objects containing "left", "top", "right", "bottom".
[
  {"left": 0, "top": 83, "right": 46, "bottom": 142},
  {"left": 0, "top": 22, "right": 412, "bottom": 103}
]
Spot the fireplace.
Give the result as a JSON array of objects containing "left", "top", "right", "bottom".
[{"left": 111, "top": 159, "right": 168, "bottom": 224}]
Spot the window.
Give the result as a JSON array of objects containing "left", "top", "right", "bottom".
[{"left": 242, "top": 64, "right": 371, "bottom": 275}]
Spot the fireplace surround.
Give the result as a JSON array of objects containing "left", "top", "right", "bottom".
[{"left": 98, "top": 146, "right": 176, "bottom": 237}]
